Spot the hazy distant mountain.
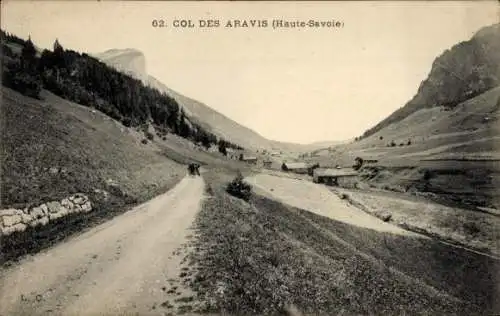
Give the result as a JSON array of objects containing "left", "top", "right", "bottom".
[
  {"left": 94, "top": 49, "right": 148, "bottom": 84},
  {"left": 361, "top": 23, "right": 500, "bottom": 139},
  {"left": 94, "top": 49, "right": 341, "bottom": 152}
]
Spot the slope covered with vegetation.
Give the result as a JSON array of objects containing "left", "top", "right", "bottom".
[{"left": 1, "top": 30, "right": 242, "bottom": 152}]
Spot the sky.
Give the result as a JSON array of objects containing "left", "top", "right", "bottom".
[{"left": 2, "top": 1, "right": 498, "bottom": 144}]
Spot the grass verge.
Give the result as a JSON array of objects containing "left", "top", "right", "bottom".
[
  {"left": 0, "top": 87, "right": 186, "bottom": 264},
  {"left": 183, "top": 169, "right": 499, "bottom": 315},
  {"left": 333, "top": 188, "right": 500, "bottom": 257}
]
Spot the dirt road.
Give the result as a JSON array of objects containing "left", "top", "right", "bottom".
[{"left": 0, "top": 175, "right": 204, "bottom": 316}]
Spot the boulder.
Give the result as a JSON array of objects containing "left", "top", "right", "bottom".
[
  {"left": 39, "top": 216, "right": 49, "bottom": 226},
  {"left": 1, "top": 225, "right": 16, "bottom": 236},
  {"left": 47, "top": 201, "right": 63, "bottom": 214},
  {"left": 2, "top": 214, "right": 22, "bottom": 227},
  {"left": 0, "top": 222, "right": 26, "bottom": 236},
  {"left": 12, "top": 222, "right": 27, "bottom": 233},
  {"left": 380, "top": 213, "right": 392, "bottom": 222},
  {"left": 0, "top": 209, "right": 20, "bottom": 217},
  {"left": 72, "top": 194, "right": 88, "bottom": 205},
  {"left": 30, "top": 216, "right": 49, "bottom": 227},
  {"left": 81, "top": 201, "right": 92, "bottom": 213},
  {"left": 30, "top": 206, "right": 45, "bottom": 219},
  {"left": 40, "top": 204, "right": 49, "bottom": 214},
  {"left": 49, "top": 212, "right": 62, "bottom": 221},
  {"left": 21, "top": 212, "right": 32, "bottom": 225},
  {"left": 59, "top": 208, "right": 69, "bottom": 217},
  {"left": 61, "top": 198, "right": 74, "bottom": 209},
  {"left": 73, "top": 203, "right": 82, "bottom": 212}
]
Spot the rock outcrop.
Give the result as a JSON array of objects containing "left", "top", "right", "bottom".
[
  {"left": 362, "top": 23, "right": 500, "bottom": 138},
  {"left": 0, "top": 194, "right": 92, "bottom": 236}
]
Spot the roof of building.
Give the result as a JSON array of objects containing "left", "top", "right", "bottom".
[
  {"left": 242, "top": 156, "right": 257, "bottom": 160},
  {"left": 313, "top": 168, "right": 358, "bottom": 177},
  {"left": 283, "top": 162, "right": 309, "bottom": 169}
]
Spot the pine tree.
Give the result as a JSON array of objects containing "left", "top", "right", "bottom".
[
  {"left": 218, "top": 140, "right": 228, "bottom": 156},
  {"left": 21, "top": 36, "right": 37, "bottom": 71}
]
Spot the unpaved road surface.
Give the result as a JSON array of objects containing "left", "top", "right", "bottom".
[
  {"left": 0, "top": 175, "right": 204, "bottom": 316},
  {"left": 246, "top": 174, "right": 419, "bottom": 236}
]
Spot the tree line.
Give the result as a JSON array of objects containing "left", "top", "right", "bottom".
[{"left": 1, "top": 30, "right": 243, "bottom": 152}]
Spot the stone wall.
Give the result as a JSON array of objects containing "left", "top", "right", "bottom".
[{"left": 0, "top": 194, "right": 92, "bottom": 236}]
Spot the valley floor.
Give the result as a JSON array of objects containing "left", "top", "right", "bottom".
[
  {"left": 1, "top": 169, "right": 498, "bottom": 315},
  {"left": 184, "top": 169, "right": 500, "bottom": 315},
  {"left": 331, "top": 187, "right": 500, "bottom": 258}
]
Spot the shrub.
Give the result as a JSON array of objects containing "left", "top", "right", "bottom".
[
  {"left": 463, "top": 221, "right": 480, "bottom": 235},
  {"left": 141, "top": 139, "right": 148, "bottom": 144},
  {"left": 353, "top": 157, "right": 364, "bottom": 171},
  {"left": 205, "top": 184, "right": 214, "bottom": 196},
  {"left": 226, "top": 172, "right": 252, "bottom": 201},
  {"left": 145, "top": 131, "right": 154, "bottom": 140},
  {"left": 122, "top": 117, "right": 132, "bottom": 127}
]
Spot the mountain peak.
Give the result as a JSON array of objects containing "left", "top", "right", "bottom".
[{"left": 94, "top": 48, "right": 147, "bottom": 83}]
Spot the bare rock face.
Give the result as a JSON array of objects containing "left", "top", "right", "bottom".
[{"left": 362, "top": 23, "right": 500, "bottom": 138}]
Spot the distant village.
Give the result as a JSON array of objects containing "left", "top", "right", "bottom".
[{"left": 203, "top": 144, "right": 376, "bottom": 189}]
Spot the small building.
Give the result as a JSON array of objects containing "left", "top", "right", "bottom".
[
  {"left": 263, "top": 160, "right": 273, "bottom": 168},
  {"left": 241, "top": 155, "right": 258, "bottom": 164},
  {"left": 313, "top": 168, "right": 358, "bottom": 188},
  {"left": 281, "top": 162, "right": 309, "bottom": 174}
]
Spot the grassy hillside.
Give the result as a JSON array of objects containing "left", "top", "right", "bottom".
[
  {"left": 1, "top": 86, "right": 187, "bottom": 209},
  {"left": 1, "top": 30, "right": 245, "bottom": 155},
  {"left": 306, "top": 86, "right": 500, "bottom": 209},
  {"left": 0, "top": 86, "right": 191, "bottom": 261},
  {"left": 180, "top": 169, "right": 499, "bottom": 315},
  {"left": 0, "top": 84, "right": 254, "bottom": 262}
]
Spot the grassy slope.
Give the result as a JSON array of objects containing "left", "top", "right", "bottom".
[
  {"left": 0, "top": 86, "right": 195, "bottom": 262},
  {"left": 309, "top": 86, "right": 500, "bottom": 167},
  {"left": 1, "top": 87, "right": 186, "bottom": 208},
  {"left": 306, "top": 87, "right": 500, "bottom": 209},
  {"left": 183, "top": 169, "right": 499, "bottom": 315},
  {"left": 334, "top": 187, "right": 500, "bottom": 255},
  {"left": 0, "top": 85, "right": 257, "bottom": 262}
]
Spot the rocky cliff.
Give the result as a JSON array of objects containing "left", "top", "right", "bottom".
[{"left": 362, "top": 23, "right": 500, "bottom": 138}]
